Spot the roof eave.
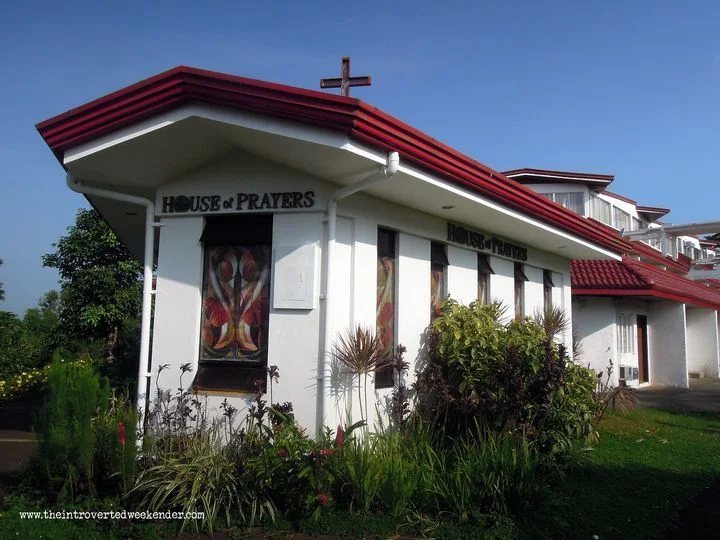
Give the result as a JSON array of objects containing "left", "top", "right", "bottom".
[{"left": 37, "top": 65, "right": 633, "bottom": 256}]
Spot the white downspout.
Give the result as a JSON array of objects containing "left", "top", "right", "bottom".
[
  {"left": 319, "top": 151, "right": 399, "bottom": 435},
  {"left": 65, "top": 173, "right": 156, "bottom": 433}
]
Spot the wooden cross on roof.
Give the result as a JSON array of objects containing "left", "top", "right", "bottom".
[{"left": 320, "top": 57, "right": 371, "bottom": 97}]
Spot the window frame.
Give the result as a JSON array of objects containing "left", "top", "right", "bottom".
[
  {"left": 546, "top": 192, "right": 585, "bottom": 215},
  {"left": 543, "top": 269, "right": 554, "bottom": 312},
  {"left": 194, "top": 215, "right": 273, "bottom": 393},
  {"left": 477, "top": 254, "right": 494, "bottom": 305},
  {"left": 616, "top": 313, "right": 636, "bottom": 355},
  {"left": 376, "top": 228, "right": 397, "bottom": 389},
  {"left": 613, "top": 207, "right": 631, "bottom": 232},
  {"left": 430, "top": 242, "right": 448, "bottom": 321},
  {"left": 591, "top": 196, "right": 612, "bottom": 226},
  {"left": 514, "top": 263, "right": 528, "bottom": 320}
]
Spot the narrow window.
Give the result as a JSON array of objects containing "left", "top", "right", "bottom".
[
  {"left": 195, "top": 215, "right": 273, "bottom": 393},
  {"left": 592, "top": 196, "right": 612, "bottom": 226},
  {"left": 613, "top": 207, "right": 631, "bottom": 232},
  {"left": 376, "top": 228, "right": 396, "bottom": 388},
  {"left": 430, "top": 242, "right": 448, "bottom": 321},
  {"left": 478, "top": 254, "right": 494, "bottom": 305},
  {"left": 514, "top": 262, "right": 528, "bottom": 320},
  {"left": 543, "top": 269, "right": 554, "bottom": 312},
  {"left": 616, "top": 313, "right": 636, "bottom": 355}
]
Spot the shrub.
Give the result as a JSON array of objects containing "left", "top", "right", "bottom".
[
  {"left": 32, "top": 358, "right": 137, "bottom": 500},
  {"left": 414, "top": 299, "right": 601, "bottom": 456}
]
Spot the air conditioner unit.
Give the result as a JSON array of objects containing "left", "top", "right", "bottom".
[{"left": 619, "top": 365, "right": 638, "bottom": 385}]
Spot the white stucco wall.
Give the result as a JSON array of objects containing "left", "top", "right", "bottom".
[
  {"left": 572, "top": 297, "right": 617, "bottom": 385},
  {"left": 151, "top": 216, "right": 204, "bottom": 395},
  {"left": 447, "top": 245, "right": 478, "bottom": 306},
  {"left": 523, "top": 265, "right": 544, "bottom": 318},
  {"left": 489, "top": 257, "right": 515, "bottom": 322},
  {"left": 686, "top": 308, "right": 720, "bottom": 378},
  {"left": 648, "top": 301, "right": 688, "bottom": 387},
  {"left": 148, "top": 150, "right": 582, "bottom": 434}
]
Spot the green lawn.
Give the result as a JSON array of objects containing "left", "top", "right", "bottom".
[{"left": 527, "top": 408, "right": 720, "bottom": 540}]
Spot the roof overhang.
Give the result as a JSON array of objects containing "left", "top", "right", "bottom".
[
  {"left": 572, "top": 258, "right": 720, "bottom": 310},
  {"left": 36, "top": 66, "right": 632, "bottom": 260},
  {"left": 636, "top": 205, "right": 670, "bottom": 222},
  {"left": 503, "top": 168, "right": 614, "bottom": 191},
  {"left": 573, "top": 289, "right": 720, "bottom": 309}
]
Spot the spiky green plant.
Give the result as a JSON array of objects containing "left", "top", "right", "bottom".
[
  {"left": 131, "top": 435, "right": 274, "bottom": 532},
  {"left": 331, "top": 325, "right": 392, "bottom": 426},
  {"left": 532, "top": 304, "right": 569, "bottom": 341}
]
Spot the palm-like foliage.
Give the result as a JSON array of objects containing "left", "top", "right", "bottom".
[
  {"left": 331, "top": 326, "right": 392, "bottom": 426},
  {"left": 532, "top": 305, "right": 569, "bottom": 341}
]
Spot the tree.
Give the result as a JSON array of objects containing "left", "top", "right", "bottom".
[
  {"left": 42, "top": 209, "right": 142, "bottom": 359},
  {"left": 0, "top": 311, "right": 39, "bottom": 377},
  {"left": 22, "top": 290, "right": 62, "bottom": 362},
  {"left": 0, "top": 259, "right": 5, "bottom": 301}
]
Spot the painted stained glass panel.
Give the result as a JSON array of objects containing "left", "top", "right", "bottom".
[
  {"left": 431, "top": 263, "right": 445, "bottom": 321},
  {"left": 377, "top": 255, "right": 395, "bottom": 357},
  {"left": 200, "top": 245, "right": 271, "bottom": 362}
]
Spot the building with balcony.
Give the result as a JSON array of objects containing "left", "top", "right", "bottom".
[{"left": 506, "top": 168, "right": 720, "bottom": 387}]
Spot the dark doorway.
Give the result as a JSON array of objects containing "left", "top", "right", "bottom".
[{"left": 637, "top": 315, "right": 649, "bottom": 383}]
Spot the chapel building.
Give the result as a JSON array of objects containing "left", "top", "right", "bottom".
[{"left": 38, "top": 67, "right": 650, "bottom": 432}]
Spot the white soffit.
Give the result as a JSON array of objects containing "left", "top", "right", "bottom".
[
  {"left": 63, "top": 103, "right": 350, "bottom": 166},
  {"left": 343, "top": 141, "right": 621, "bottom": 261}
]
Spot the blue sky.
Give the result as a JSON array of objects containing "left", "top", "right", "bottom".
[{"left": 2, "top": 1, "right": 719, "bottom": 314}]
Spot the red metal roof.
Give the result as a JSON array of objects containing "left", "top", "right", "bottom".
[
  {"left": 36, "top": 65, "right": 632, "bottom": 256},
  {"left": 571, "top": 258, "right": 720, "bottom": 309},
  {"left": 697, "top": 278, "right": 720, "bottom": 289}
]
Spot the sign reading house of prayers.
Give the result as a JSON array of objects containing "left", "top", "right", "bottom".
[
  {"left": 160, "top": 191, "right": 316, "bottom": 214},
  {"left": 446, "top": 222, "right": 528, "bottom": 262}
]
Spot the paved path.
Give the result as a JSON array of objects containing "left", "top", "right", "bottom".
[
  {"left": 0, "top": 430, "right": 33, "bottom": 474},
  {"left": 0, "top": 393, "right": 39, "bottom": 474},
  {"left": 637, "top": 378, "right": 720, "bottom": 413}
]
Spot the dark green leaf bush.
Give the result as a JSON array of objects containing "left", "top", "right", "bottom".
[{"left": 414, "top": 299, "right": 600, "bottom": 457}]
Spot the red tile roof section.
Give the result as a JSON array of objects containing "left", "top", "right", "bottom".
[
  {"left": 571, "top": 258, "right": 720, "bottom": 309},
  {"left": 36, "top": 66, "right": 633, "bottom": 256}
]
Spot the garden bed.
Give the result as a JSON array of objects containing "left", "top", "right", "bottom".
[{"left": 4, "top": 409, "right": 720, "bottom": 539}]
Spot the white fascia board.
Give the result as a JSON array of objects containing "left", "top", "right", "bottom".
[
  {"left": 63, "top": 103, "right": 349, "bottom": 165},
  {"left": 344, "top": 142, "right": 621, "bottom": 261}
]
